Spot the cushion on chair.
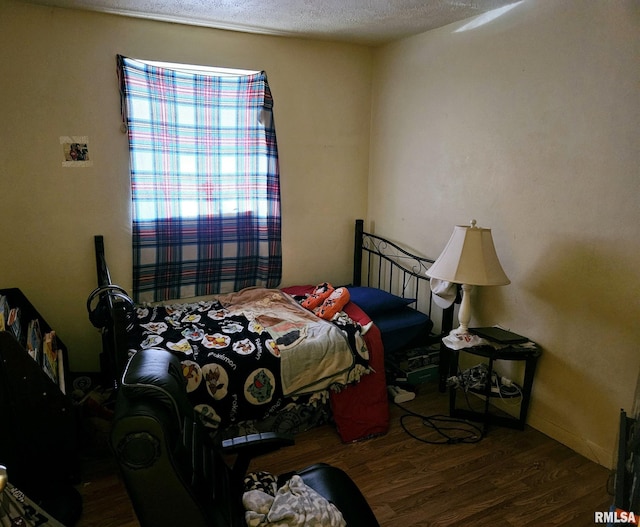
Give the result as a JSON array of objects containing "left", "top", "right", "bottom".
[{"left": 295, "top": 463, "right": 380, "bottom": 527}]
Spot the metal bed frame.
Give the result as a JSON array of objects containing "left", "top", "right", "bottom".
[
  {"left": 352, "top": 219, "right": 456, "bottom": 390},
  {"left": 91, "top": 220, "right": 456, "bottom": 390}
]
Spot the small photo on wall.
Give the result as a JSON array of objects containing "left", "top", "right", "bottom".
[{"left": 60, "top": 135, "right": 93, "bottom": 167}]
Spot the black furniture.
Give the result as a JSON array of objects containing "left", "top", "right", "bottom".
[
  {"left": 446, "top": 340, "right": 541, "bottom": 432},
  {"left": 110, "top": 348, "right": 379, "bottom": 527},
  {"left": 612, "top": 368, "right": 640, "bottom": 518},
  {"left": 0, "top": 288, "right": 82, "bottom": 526}
]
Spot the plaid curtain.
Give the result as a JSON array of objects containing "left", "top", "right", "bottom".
[{"left": 117, "top": 56, "right": 282, "bottom": 302}]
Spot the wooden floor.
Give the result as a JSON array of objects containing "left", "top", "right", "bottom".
[{"left": 75, "top": 384, "right": 613, "bottom": 526}]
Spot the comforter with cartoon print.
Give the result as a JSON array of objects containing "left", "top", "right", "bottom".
[{"left": 127, "top": 287, "right": 370, "bottom": 433}]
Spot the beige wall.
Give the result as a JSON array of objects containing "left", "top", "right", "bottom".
[
  {"left": 369, "top": 0, "right": 640, "bottom": 466},
  {"left": 0, "top": 1, "right": 372, "bottom": 371}
]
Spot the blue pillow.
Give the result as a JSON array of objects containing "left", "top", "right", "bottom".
[{"left": 348, "top": 287, "right": 415, "bottom": 315}]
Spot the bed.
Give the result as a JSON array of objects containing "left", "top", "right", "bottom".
[{"left": 88, "top": 219, "right": 454, "bottom": 442}]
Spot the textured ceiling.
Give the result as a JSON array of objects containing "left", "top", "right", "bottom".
[{"left": 17, "top": 0, "right": 521, "bottom": 45}]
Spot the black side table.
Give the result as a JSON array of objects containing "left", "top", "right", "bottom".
[{"left": 446, "top": 341, "right": 541, "bottom": 433}]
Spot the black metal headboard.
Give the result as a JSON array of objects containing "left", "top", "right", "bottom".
[
  {"left": 89, "top": 235, "right": 133, "bottom": 388},
  {"left": 94, "top": 235, "right": 111, "bottom": 287},
  {"left": 352, "top": 219, "right": 454, "bottom": 338}
]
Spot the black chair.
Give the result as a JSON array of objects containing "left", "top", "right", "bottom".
[{"left": 110, "top": 349, "right": 379, "bottom": 527}]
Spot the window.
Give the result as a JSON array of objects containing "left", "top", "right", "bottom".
[{"left": 117, "top": 56, "right": 282, "bottom": 302}]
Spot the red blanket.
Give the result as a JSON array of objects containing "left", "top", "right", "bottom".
[{"left": 282, "top": 286, "right": 389, "bottom": 442}]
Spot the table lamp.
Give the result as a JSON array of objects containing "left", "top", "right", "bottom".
[{"left": 426, "top": 220, "right": 510, "bottom": 335}]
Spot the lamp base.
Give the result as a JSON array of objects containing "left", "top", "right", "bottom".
[{"left": 455, "top": 284, "right": 473, "bottom": 335}]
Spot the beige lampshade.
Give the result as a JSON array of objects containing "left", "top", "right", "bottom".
[{"left": 426, "top": 220, "right": 510, "bottom": 286}]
